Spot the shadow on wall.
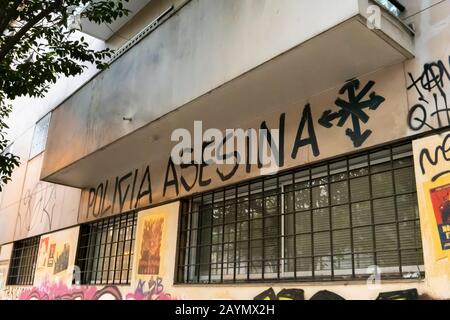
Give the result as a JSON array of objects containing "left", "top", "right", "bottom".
[{"left": 253, "top": 288, "right": 425, "bottom": 300}]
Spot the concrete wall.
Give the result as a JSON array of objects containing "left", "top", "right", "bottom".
[
  {"left": 76, "top": 61, "right": 410, "bottom": 223},
  {"left": 0, "top": 30, "right": 106, "bottom": 244},
  {"left": 0, "top": 0, "right": 171, "bottom": 244},
  {"left": 108, "top": 0, "right": 187, "bottom": 49},
  {"left": 41, "top": 0, "right": 361, "bottom": 180},
  {"left": 413, "top": 134, "right": 450, "bottom": 299},
  {"left": 0, "top": 0, "right": 186, "bottom": 243}
]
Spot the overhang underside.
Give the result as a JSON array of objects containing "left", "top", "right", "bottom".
[{"left": 42, "top": 17, "right": 413, "bottom": 188}]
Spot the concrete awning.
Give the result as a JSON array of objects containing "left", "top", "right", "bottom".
[{"left": 41, "top": 0, "right": 415, "bottom": 190}]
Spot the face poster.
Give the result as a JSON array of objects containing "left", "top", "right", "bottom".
[
  {"left": 429, "top": 183, "right": 450, "bottom": 251},
  {"left": 138, "top": 214, "right": 164, "bottom": 275},
  {"left": 37, "top": 237, "right": 49, "bottom": 269}
]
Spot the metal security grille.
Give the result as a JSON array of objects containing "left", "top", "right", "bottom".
[
  {"left": 75, "top": 212, "right": 137, "bottom": 285},
  {"left": 176, "top": 142, "right": 424, "bottom": 283},
  {"left": 7, "top": 236, "right": 40, "bottom": 285}
]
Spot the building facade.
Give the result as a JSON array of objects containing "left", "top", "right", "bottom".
[{"left": 1, "top": 0, "right": 450, "bottom": 300}]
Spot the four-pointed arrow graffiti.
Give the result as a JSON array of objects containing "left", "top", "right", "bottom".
[{"left": 318, "top": 79, "right": 385, "bottom": 148}]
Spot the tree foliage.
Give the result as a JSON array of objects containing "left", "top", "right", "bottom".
[{"left": 0, "top": 0, "right": 130, "bottom": 191}]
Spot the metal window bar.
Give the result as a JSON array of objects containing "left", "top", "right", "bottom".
[
  {"left": 346, "top": 158, "right": 356, "bottom": 278},
  {"left": 6, "top": 236, "right": 40, "bottom": 286},
  {"left": 327, "top": 163, "right": 334, "bottom": 280},
  {"left": 125, "top": 214, "right": 136, "bottom": 283},
  {"left": 175, "top": 141, "right": 425, "bottom": 284},
  {"left": 74, "top": 211, "right": 137, "bottom": 285}
]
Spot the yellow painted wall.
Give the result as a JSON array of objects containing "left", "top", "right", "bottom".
[
  {"left": 33, "top": 227, "right": 80, "bottom": 287},
  {"left": 0, "top": 202, "right": 429, "bottom": 300},
  {"left": 412, "top": 133, "right": 450, "bottom": 299}
]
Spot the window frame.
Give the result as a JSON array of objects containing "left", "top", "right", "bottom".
[
  {"left": 74, "top": 211, "right": 138, "bottom": 286},
  {"left": 175, "top": 141, "right": 425, "bottom": 284},
  {"left": 6, "top": 236, "right": 40, "bottom": 286},
  {"left": 29, "top": 112, "right": 51, "bottom": 160}
]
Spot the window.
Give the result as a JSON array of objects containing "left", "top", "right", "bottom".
[
  {"left": 376, "top": 0, "right": 405, "bottom": 18},
  {"left": 29, "top": 113, "right": 51, "bottom": 159},
  {"left": 75, "top": 212, "right": 137, "bottom": 285},
  {"left": 176, "top": 142, "right": 424, "bottom": 283},
  {"left": 7, "top": 236, "right": 40, "bottom": 285}
]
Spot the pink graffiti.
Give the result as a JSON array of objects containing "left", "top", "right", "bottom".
[
  {"left": 18, "top": 281, "right": 123, "bottom": 300},
  {"left": 16, "top": 279, "right": 177, "bottom": 300},
  {"left": 125, "top": 278, "right": 175, "bottom": 300}
]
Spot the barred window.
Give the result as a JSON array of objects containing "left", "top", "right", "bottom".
[
  {"left": 75, "top": 212, "right": 137, "bottom": 285},
  {"left": 7, "top": 236, "right": 40, "bottom": 286},
  {"left": 29, "top": 113, "right": 51, "bottom": 159},
  {"left": 176, "top": 142, "right": 424, "bottom": 283}
]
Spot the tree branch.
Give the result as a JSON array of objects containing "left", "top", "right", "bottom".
[
  {"left": 0, "top": 0, "right": 24, "bottom": 35},
  {"left": 0, "top": 0, "right": 64, "bottom": 62}
]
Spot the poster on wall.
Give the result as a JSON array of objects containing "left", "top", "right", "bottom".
[
  {"left": 53, "top": 243, "right": 70, "bottom": 274},
  {"left": 37, "top": 237, "right": 49, "bottom": 269},
  {"left": 429, "top": 183, "right": 450, "bottom": 251},
  {"left": 137, "top": 214, "right": 164, "bottom": 275},
  {"left": 0, "top": 263, "right": 7, "bottom": 291},
  {"left": 34, "top": 227, "right": 80, "bottom": 286},
  {"left": 423, "top": 174, "right": 450, "bottom": 262},
  {"left": 414, "top": 132, "right": 450, "bottom": 262},
  {"left": 47, "top": 243, "right": 56, "bottom": 267}
]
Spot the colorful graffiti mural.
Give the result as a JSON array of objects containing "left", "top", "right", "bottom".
[
  {"left": 8, "top": 277, "right": 177, "bottom": 300},
  {"left": 17, "top": 282, "right": 122, "bottom": 300},
  {"left": 126, "top": 277, "right": 173, "bottom": 300}
]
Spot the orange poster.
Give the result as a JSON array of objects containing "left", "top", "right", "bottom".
[{"left": 138, "top": 215, "right": 164, "bottom": 275}]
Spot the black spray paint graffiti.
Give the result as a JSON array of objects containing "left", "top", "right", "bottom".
[
  {"left": 253, "top": 288, "right": 305, "bottom": 300},
  {"left": 85, "top": 165, "right": 152, "bottom": 219},
  {"left": 14, "top": 183, "right": 56, "bottom": 238},
  {"left": 85, "top": 104, "right": 320, "bottom": 220},
  {"left": 407, "top": 56, "right": 450, "bottom": 132},
  {"left": 253, "top": 287, "right": 419, "bottom": 300},
  {"left": 319, "top": 79, "right": 385, "bottom": 148},
  {"left": 84, "top": 78, "right": 384, "bottom": 219},
  {"left": 418, "top": 133, "right": 450, "bottom": 182},
  {"left": 162, "top": 104, "right": 319, "bottom": 197}
]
